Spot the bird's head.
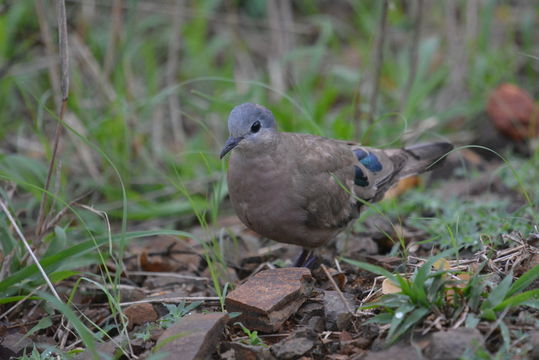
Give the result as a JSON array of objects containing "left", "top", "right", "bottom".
[{"left": 220, "top": 103, "right": 277, "bottom": 159}]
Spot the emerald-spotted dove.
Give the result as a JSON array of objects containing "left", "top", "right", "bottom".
[{"left": 220, "top": 103, "right": 452, "bottom": 258}]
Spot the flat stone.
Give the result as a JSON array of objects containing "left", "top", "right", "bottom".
[
  {"left": 270, "top": 328, "right": 317, "bottom": 359},
  {"left": 124, "top": 302, "right": 158, "bottom": 328},
  {"left": 154, "top": 312, "right": 228, "bottom": 360},
  {"left": 230, "top": 342, "right": 276, "bottom": 360},
  {"left": 424, "top": 328, "right": 484, "bottom": 360},
  {"left": 363, "top": 344, "right": 423, "bottom": 360},
  {"left": 226, "top": 268, "right": 314, "bottom": 332},
  {"left": 323, "top": 290, "right": 355, "bottom": 331}
]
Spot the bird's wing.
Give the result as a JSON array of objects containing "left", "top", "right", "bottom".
[
  {"left": 279, "top": 133, "right": 453, "bottom": 231},
  {"left": 280, "top": 133, "right": 364, "bottom": 232}
]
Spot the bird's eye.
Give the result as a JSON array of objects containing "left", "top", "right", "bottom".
[{"left": 250, "top": 120, "right": 261, "bottom": 133}]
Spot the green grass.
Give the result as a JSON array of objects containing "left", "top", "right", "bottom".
[{"left": 0, "top": 0, "right": 538, "bottom": 357}]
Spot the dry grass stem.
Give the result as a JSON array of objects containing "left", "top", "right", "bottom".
[{"left": 0, "top": 199, "right": 62, "bottom": 301}]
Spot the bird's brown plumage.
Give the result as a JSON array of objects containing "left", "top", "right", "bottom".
[{"left": 227, "top": 129, "right": 451, "bottom": 249}]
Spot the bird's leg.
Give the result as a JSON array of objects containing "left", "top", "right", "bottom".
[
  {"left": 293, "top": 249, "right": 312, "bottom": 267},
  {"left": 302, "top": 255, "right": 318, "bottom": 269}
]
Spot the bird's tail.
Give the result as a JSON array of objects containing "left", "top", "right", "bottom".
[{"left": 397, "top": 142, "right": 453, "bottom": 179}]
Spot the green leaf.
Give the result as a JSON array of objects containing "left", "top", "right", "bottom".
[
  {"left": 492, "top": 288, "right": 539, "bottom": 312},
  {"left": 39, "top": 292, "right": 98, "bottom": 358},
  {"left": 507, "top": 264, "right": 539, "bottom": 297},
  {"left": 481, "top": 272, "right": 513, "bottom": 310},
  {"left": 0, "top": 295, "right": 40, "bottom": 305},
  {"left": 0, "top": 230, "right": 195, "bottom": 296},
  {"left": 49, "top": 270, "right": 80, "bottom": 283},
  {"left": 386, "top": 304, "right": 414, "bottom": 341},
  {"left": 19, "top": 317, "right": 52, "bottom": 343},
  {"left": 342, "top": 258, "right": 400, "bottom": 286},
  {"left": 387, "top": 307, "right": 429, "bottom": 344}
]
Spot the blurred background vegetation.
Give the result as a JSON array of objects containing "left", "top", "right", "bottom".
[{"left": 1, "top": 0, "right": 538, "bottom": 305}]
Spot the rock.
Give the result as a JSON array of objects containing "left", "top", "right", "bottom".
[
  {"left": 124, "top": 302, "right": 158, "bottom": 328},
  {"left": 73, "top": 335, "right": 127, "bottom": 360},
  {"left": 226, "top": 268, "right": 314, "bottom": 332},
  {"left": 119, "top": 287, "right": 146, "bottom": 302},
  {"left": 529, "top": 331, "right": 539, "bottom": 360},
  {"left": 154, "top": 312, "right": 228, "bottom": 360},
  {"left": 230, "top": 342, "right": 276, "bottom": 360},
  {"left": 270, "top": 328, "right": 317, "bottom": 359},
  {"left": 306, "top": 316, "right": 325, "bottom": 333},
  {"left": 424, "top": 328, "right": 484, "bottom": 360},
  {"left": 0, "top": 333, "right": 32, "bottom": 358},
  {"left": 323, "top": 290, "right": 355, "bottom": 331},
  {"left": 487, "top": 83, "right": 539, "bottom": 140},
  {"left": 362, "top": 344, "right": 422, "bottom": 360}
]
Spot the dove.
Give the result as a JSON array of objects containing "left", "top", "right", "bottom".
[{"left": 220, "top": 103, "right": 452, "bottom": 265}]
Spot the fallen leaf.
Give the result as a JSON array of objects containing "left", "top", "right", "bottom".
[
  {"left": 384, "top": 176, "right": 421, "bottom": 199},
  {"left": 381, "top": 277, "right": 401, "bottom": 294}
]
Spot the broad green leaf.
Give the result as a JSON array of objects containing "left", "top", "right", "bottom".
[
  {"left": 342, "top": 258, "right": 400, "bottom": 285},
  {"left": 481, "top": 271, "right": 513, "bottom": 310},
  {"left": 387, "top": 307, "right": 429, "bottom": 344},
  {"left": 387, "top": 304, "right": 414, "bottom": 341},
  {"left": 507, "top": 264, "right": 539, "bottom": 297},
  {"left": 492, "top": 289, "right": 539, "bottom": 312}
]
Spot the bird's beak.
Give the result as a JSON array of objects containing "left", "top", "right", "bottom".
[{"left": 220, "top": 136, "right": 243, "bottom": 159}]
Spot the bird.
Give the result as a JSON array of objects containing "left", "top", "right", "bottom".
[{"left": 220, "top": 103, "right": 453, "bottom": 266}]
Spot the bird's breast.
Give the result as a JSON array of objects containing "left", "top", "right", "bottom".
[{"left": 227, "top": 151, "right": 313, "bottom": 243}]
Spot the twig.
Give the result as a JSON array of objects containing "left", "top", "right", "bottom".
[
  {"left": 400, "top": 0, "right": 424, "bottom": 110},
  {"left": 39, "top": 192, "right": 90, "bottom": 235},
  {"left": 126, "top": 271, "right": 209, "bottom": 282},
  {"left": 321, "top": 264, "right": 354, "bottom": 315},
  {"left": 120, "top": 296, "right": 220, "bottom": 306},
  {"left": 367, "top": 0, "right": 388, "bottom": 125},
  {"left": 36, "top": 0, "right": 70, "bottom": 238},
  {"left": 0, "top": 199, "right": 62, "bottom": 301}
]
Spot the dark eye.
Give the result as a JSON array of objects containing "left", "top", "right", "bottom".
[{"left": 250, "top": 120, "right": 261, "bottom": 133}]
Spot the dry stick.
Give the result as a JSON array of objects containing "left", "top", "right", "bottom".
[
  {"left": 0, "top": 199, "right": 62, "bottom": 301},
  {"left": 120, "top": 296, "right": 220, "bottom": 307},
  {"left": 321, "top": 264, "right": 355, "bottom": 315},
  {"left": 400, "top": 0, "right": 424, "bottom": 111},
  {"left": 367, "top": 0, "right": 389, "bottom": 126},
  {"left": 36, "top": 0, "right": 70, "bottom": 238},
  {"left": 35, "top": 0, "right": 61, "bottom": 110},
  {"left": 104, "top": 0, "right": 123, "bottom": 79}
]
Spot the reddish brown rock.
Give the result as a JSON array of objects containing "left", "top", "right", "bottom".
[
  {"left": 226, "top": 268, "right": 314, "bottom": 332},
  {"left": 487, "top": 83, "right": 539, "bottom": 140},
  {"left": 154, "top": 312, "right": 228, "bottom": 360},
  {"left": 124, "top": 302, "right": 158, "bottom": 327}
]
